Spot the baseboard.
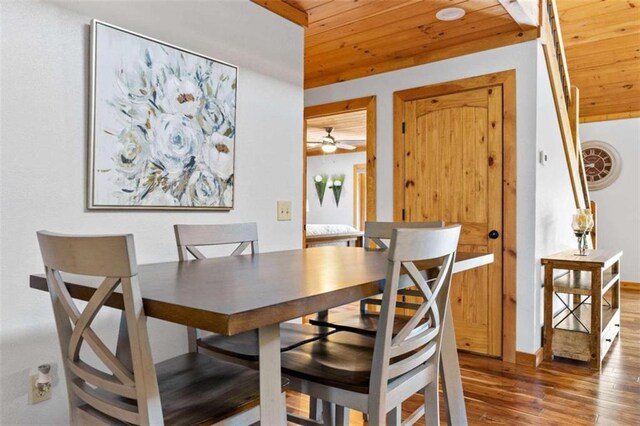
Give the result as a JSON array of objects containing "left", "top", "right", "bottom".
[
  {"left": 516, "top": 348, "right": 543, "bottom": 368},
  {"left": 621, "top": 281, "right": 640, "bottom": 292}
]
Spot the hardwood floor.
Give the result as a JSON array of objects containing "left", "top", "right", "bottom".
[{"left": 287, "top": 289, "right": 640, "bottom": 425}]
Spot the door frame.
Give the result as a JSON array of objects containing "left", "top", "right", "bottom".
[
  {"left": 392, "top": 71, "right": 517, "bottom": 363},
  {"left": 303, "top": 96, "right": 377, "bottom": 247},
  {"left": 353, "top": 163, "right": 366, "bottom": 230}
]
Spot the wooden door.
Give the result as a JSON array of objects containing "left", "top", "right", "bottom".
[{"left": 401, "top": 87, "right": 503, "bottom": 357}]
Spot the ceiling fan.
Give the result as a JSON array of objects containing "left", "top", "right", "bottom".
[{"left": 307, "top": 127, "right": 356, "bottom": 153}]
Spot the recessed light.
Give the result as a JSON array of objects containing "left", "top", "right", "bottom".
[{"left": 436, "top": 7, "right": 466, "bottom": 21}]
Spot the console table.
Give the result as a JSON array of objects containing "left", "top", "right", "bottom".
[{"left": 542, "top": 249, "right": 622, "bottom": 370}]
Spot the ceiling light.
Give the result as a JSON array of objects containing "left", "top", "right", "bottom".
[
  {"left": 436, "top": 7, "right": 465, "bottom": 21},
  {"left": 322, "top": 143, "right": 337, "bottom": 153},
  {"left": 322, "top": 127, "right": 335, "bottom": 143}
]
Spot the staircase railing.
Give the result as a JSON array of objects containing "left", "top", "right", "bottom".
[{"left": 540, "top": 0, "right": 597, "bottom": 248}]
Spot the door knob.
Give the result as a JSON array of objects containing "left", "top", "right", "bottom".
[{"left": 488, "top": 230, "right": 500, "bottom": 239}]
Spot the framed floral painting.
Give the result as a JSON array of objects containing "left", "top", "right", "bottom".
[{"left": 88, "top": 20, "right": 237, "bottom": 210}]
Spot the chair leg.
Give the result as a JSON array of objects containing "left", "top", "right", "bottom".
[
  {"left": 309, "top": 397, "right": 322, "bottom": 422},
  {"left": 424, "top": 378, "right": 440, "bottom": 426},
  {"left": 386, "top": 406, "right": 401, "bottom": 426},
  {"left": 322, "top": 400, "right": 334, "bottom": 425},
  {"left": 335, "top": 405, "right": 349, "bottom": 426}
]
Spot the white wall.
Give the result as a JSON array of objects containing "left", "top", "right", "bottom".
[
  {"left": 306, "top": 40, "right": 572, "bottom": 354},
  {"left": 0, "top": 1, "right": 303, "bottom": 424},
  {"left": 580, "top": 118, "right": 640, "bottom": 282},
  {"left": 307, "top": 152, "right": 366, "bottom": 225},
  {"left": 534, "top": 43, "right": 580, "bottom": 345}
]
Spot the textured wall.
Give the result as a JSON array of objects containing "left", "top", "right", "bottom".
[
  {"left": 581, "top": 118, "right": 640, "bottom": 282},
  {"left": 307, "top": 151, "right": 367, "bottom": 226},
  {"left": 0, "top": 1, "right": 303, "bottom": 423}
]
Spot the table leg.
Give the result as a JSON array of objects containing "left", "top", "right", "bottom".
[
  {"left": 440, "top": 303, "right": 468, "bottom": 426},
  {"left": 259, "top": 324, "right": 285, "bottom": 425},
  {"left": 543, "top": 264, "right": 554, "bottom": 361},
  {"left": 590, "top": 269, "right": 602, "bottom": 370}
]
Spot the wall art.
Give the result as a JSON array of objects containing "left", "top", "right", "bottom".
[{"left": 89, "top": 20, "right": 237, "bottom": 210}]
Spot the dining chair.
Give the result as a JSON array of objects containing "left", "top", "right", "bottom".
[
  {"left": 310, "top": 220, "right": 445, "bottom": 336},
  {"left": 283, "top": 225, "right": 461, "bottom": 426},
  {"left": 174, "top": 223, "right": 336, "bottom": 363},
  {"left": 37, "top": 230, "right": 284, "bottom": 425}
]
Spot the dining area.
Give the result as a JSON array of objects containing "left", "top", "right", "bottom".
[
  {"left": 5, "top": 1, "right": 639, "bottom": 424},
  {"left": 29, "top": 221, "right": 493, "bottom": 425}
]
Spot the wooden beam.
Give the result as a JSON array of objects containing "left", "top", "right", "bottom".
[
  {"left": 498, "top": 0, "right": 539, "bottom": 29},
  {"left": 580, "top": 110, "right": 640, "bottom": 123},
  {"left": 570, "top": 86, "right": 591, "bottom": 212},
  {"left": 251, "top": 0, "right": 308, "bottom": 27},
  {"left": 541, "top": 4, "right": 585, "bottom": 209},
  {"left": 568, "top": 86, "right": 580, "bottom": 156},
  {"left": 547, "top": 0, "right": 572, "bottom": 104}
]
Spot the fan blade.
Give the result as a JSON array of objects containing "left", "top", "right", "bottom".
[
  {"left": 306, "top": 142, "right": 321, "bottom": 148},
  {"left": 336, "top": 143, "right": 356, "bottom": 150}
]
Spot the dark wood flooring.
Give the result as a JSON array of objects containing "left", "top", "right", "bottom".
[{"left": 287, "top": 289, "right": 640, "bottom": 425}]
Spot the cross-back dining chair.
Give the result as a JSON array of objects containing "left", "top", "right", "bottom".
[
  {"left": 283, "top": 225, "right": 461, "bottom": 426},
  {"left": 310, "top": 220, "right": 445, "bottom": 336},
  {"left": 173, "top": 223, "right": 336, "bottom": 364},
  {"left": 37, "top": 230, "right": 275, "bottom": 426}
]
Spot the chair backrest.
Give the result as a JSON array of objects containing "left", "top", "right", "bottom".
[
  {"left": 361, "top": 221, "right": 445, "bottom": 313},
  {"left": 173, "top": 223, "right": 259, "bottom": 260},
  {"left": 37, "top": 231, "right": 162, "bottom": 425},
  {"left": 364, "top": 221, "right": 445, "bottom": 249},
  {"left": 369, "top": 225, "right": 461, "bottom": 413},
  {"left": 173, "top": 223, "right": 259, "bottom": 352}
]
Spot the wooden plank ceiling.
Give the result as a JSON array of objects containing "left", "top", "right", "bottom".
[
  {"left": 255, "top": 0, "right": 639, "bottom": 121},
  {"left": 306, "top": 110, "right": 366, "bottom": 155},
  {"left": 557, "top": 0, "right": 640, "bottom": 122},
  {"left": 257, "top": 0, "right": 537, "bottom": 88}
]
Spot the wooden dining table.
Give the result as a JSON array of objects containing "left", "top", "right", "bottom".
[{"left": 30, "top": 246, "right": 492, "bottom": 425}]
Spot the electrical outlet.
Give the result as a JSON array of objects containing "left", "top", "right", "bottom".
[
  {"left": 277, "top": 200, "right": 292, "bottom": 221},
  {"left": 29, "top": 374, "right": 51, "bottom": 404}
]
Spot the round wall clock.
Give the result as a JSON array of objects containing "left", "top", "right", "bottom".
[{"left": 581, "top": 140, "right": 622, "bottom": 191}]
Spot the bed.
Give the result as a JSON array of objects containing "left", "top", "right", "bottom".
[{"left": 305, "top": 224, "right": 364, "bottom": 247}]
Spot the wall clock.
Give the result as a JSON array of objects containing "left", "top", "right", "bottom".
[{"left": 581, "top": 140, "right": 622, "bottom": 191}]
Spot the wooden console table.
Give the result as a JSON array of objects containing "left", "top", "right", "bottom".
[{"left": 542, "top": 249, "right": 622, "bottom": 370}]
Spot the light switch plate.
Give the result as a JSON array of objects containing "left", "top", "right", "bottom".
[{"left": 277, "top": 201, "right": 292, "bottom": 221}]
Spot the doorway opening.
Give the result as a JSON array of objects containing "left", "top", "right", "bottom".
[{"left": 303, "top": 97, "right": 376, "bottom": 248}]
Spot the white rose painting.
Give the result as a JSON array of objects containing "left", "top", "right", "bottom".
[{"left": 89, "top": 20, "right": 237, "bottom": 209}]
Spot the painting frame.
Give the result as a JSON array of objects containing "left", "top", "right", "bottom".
[{"left": 88, "top": 19, "right": 238, "bottom": 211}]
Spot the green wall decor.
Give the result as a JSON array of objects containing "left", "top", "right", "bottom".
[
  {"left": 332, "top": 174, "right": 345, "bottom": 206},
  {"left": 313, "top": 174, "right": 328, "bottom": 205}
]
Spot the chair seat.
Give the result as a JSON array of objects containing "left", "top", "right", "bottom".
[
  {"left": 158, "top": 353, "right": 268, "bottom": 425},
  {"left": 78, "top": 353, "right": 287, "bottom": 425},
  {"left": 198, "top": 322, "right": 336, "bottom": 361},
  {"left": 281, "top": 332, "right": 377, "bottom": 394},
  {"left": 309, "top": 310, "right": 419, "bottom": 337}
]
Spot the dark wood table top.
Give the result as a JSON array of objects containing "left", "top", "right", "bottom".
[{"left": 30, "top": 246, "right": 493, "bottom": 336}]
